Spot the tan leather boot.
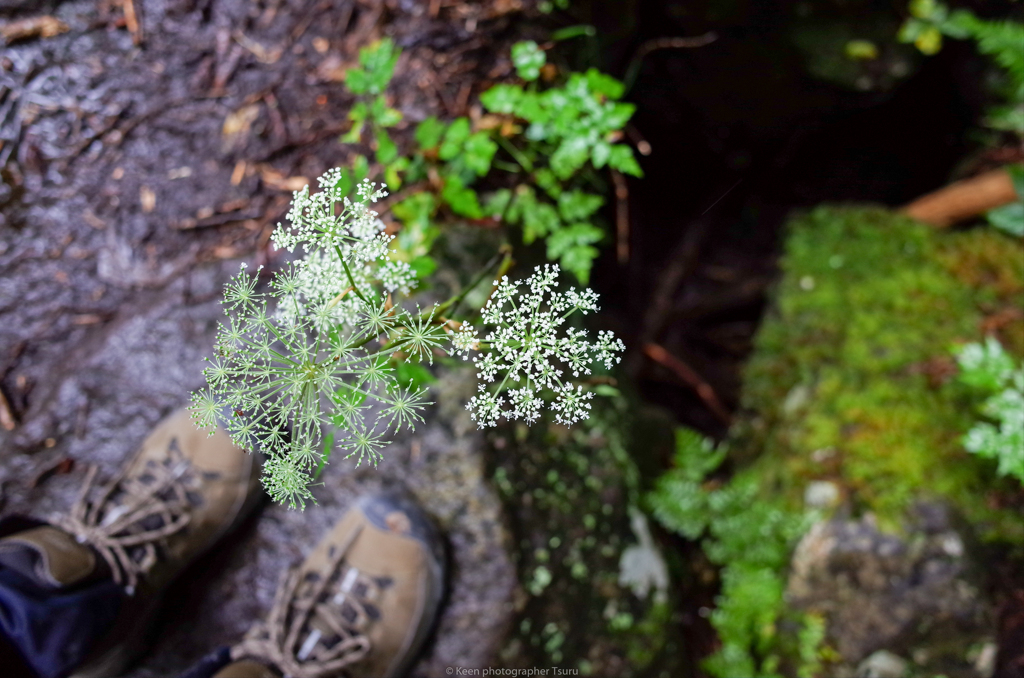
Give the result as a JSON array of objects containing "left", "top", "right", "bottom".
[
  {"left": 0, "top": 407, "right": 263, "bottom": 678},
  {"left": 223, "top": 492, "right": 446, "bottom": 678}
]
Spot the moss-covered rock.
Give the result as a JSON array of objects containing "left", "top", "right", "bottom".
[
  {"left": 724, "top": 205, "right": 1023, "bottom": 675},
  {"left": 737, "top": 205, "right": 1024, "bottom": 539},
  {"left": 486, "top": 396, "right": 683, "bottom": 677}
]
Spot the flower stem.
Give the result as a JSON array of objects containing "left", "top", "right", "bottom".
[
  {"left": 335, "top": 245, "right": 369, "bottom": 303},
  {"left": 436, "top": 244, "right": 514, "bottom": 318}
]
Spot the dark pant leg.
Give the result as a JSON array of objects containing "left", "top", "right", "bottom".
[{"left": 0, "top": 517, "right": 124, "bottom": 678}]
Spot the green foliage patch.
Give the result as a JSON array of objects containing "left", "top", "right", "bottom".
[
  {"left": 648, "top": 430, "right": 820, "bottom": 678},
  {"left": 741, "top": 206, "right": 1024, "bottom": 537},
  {"left": 339, "top": 38, "right": 642, "bottom": 284}
]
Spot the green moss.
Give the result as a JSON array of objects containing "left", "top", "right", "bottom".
[{"left": 742, "top": 206, "right": 1024, "bottom": 539}]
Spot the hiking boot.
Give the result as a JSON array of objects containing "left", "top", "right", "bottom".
[
  {"left": 0, "top": 407, "right": 263, "bottom": 678},
  {"left": 222, "top": 492, "right": 446, "bottom": 678}
]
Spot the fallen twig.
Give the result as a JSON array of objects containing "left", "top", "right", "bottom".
[
  {"left": 123, "top": 0, "right": 143, "bottom": 46},
  {"left": 0, "top": 16, "right": 69, "bottom": 45},
  {"left": 623, "top": 32, "right": 718, "bottom": 94},
  {"left": 902, "top": 168, "right": 1018, "bottom": 227},
  {"left": 643, "top": 342, "right": 731, "bottom": 424},
  {"left": 0, "top": 387, "right": 16, "bottom": 430}
]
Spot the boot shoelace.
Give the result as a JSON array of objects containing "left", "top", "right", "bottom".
[
  {"left": 232, "top": 523, "right": 381, "bottom": 678},
  {"left": 51, "top": 448, "right": 197, "bottom": 594}
]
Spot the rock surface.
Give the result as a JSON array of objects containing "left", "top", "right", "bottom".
[{"left": 787, "top": 507, "right": 995, "bottom": 678}]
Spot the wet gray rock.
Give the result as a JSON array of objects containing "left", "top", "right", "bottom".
[{"left": 787, "top": 507, "right": 995, "bottom": 678}]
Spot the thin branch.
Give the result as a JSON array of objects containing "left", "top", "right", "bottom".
[
  {"left": 611, "top": 169, "right": 630, "bottom": 264},
  {"left": 643, "top": 343, "right": 730, "bottom": 424}
]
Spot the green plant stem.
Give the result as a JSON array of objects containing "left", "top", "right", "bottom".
[
  {"left": 436, "top": 244, "right": 514, "bottom": 318},
  {"left": 335, "top": 245, "right": 369, "bottom": 303},
  {"left": 496, "top": 135, "right": 534, "bottom": 173}
]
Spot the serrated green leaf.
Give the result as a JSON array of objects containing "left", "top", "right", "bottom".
[
  {"left": 439, "top": 117, "right": 471, "bottom": 161},
  {"left": 522, "top": 201, "right": 560, "bottom": 244},
  {"left": 607, "top": 144, "right": 644, "bottom": 177},
  {"left": 357, "top": 38, "right": 400, "bottom": 95},
  {"left": 506, "top": 185, "right": 536, "bottom": 225},
  {"left": 533, "top": 168, "right": 561, "bottom": 199},
  {"left": 558, "top": 190, "right": 604, "bottom": 221},
  {"left": 585, "top": 68, "right": 625, "bottom": 100},
  {"left": 591, "top": 140, "right": 612, "bottom": 168},
  {"left": 375, "top": 128, "right": 398, "bottom": 165},
  {"left": 345, "top": 68, "right": 371, "bottom": 94},
  {"left": 441, "top": 176, "right": 483, "bottom": 218},
  {"left": 550, "top": 136, "right": 591, "bottom": 179},
  {"left": 480, "top": 84, "right": 523, "bottom": 114},
  {"left": 415, "top": 116, "right": 446, "bottom": 150},
  {"left": 546, "top": 222, "right": 603, "bottom": 259},
  {"left": 464, "top": 132, "right": 498, "bottom": 176},
  {"left": 511, "top": 40, "right": 546, "bottom": 82}
]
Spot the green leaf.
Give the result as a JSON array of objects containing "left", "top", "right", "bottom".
[
  {"left": 549, "top": 222, "right": 602, "bottom": 257},
  {"left": 506, "top": 185, "right": 536, "bottom": 225},
  {"left": 464, "top": 132, "right": 498, "bottom": 176},
  {"left": 408, "top": 255, "right": 438, "bottom": 279},
  {"left": 345, "top": 68, "right": 371, "bottom": 95},
  {"left": 352, "top": 154, "right": 370, "bottom": 184},
  {"left": 480, "top": 84, "right": 523, "bottom": 114},
  {"left": 392, "top": 192, "right": 438, "bottom": 255},
  {"left": 441, "top": 175, "right": 483, "bottom": 218},
  {"left": 511, "top": 40, "right": 546, "bottom": 81},
  {"left": 550, "top": 136, "right": 591, "bottom": 179},
  {"left": 603, "top": 102, "right": 636, "bottom": 131},
  {"left": 384, "top": 156, "right": 410, "bottom": 190},
  {"left": 987, "top": 201, "right": 1024, "bottom": 237},
  {"left": 439, "top": 117, "right": 471, "bottom": 161},
  {"left": 551, "top": 24, "right": 597, "bottom": 42},
  {"left": 591, "top": 141, "right": 612, "bottom": 168},
  {"left": 1007, "top": 164, "right": 1024, "bottom": 200},
  {"left": 533, "top": 168, "right": 561, "bottom": 199},
  {"left": 379, "top": 107, "right": 403, "bottom": 128},
  {"left": 915, "top": 26, "right": 943, "bottom": 55},
  {"left": 558, "top": 190, "right": 604, "bottom": 221},
  {"left": 483, "top": 189, "right": 513, "bottom": 219},
  {"left": 375, "top": 127, "right": 398, "bottom": 165},
  {"left": 909, "top": 0, "right": 938, "bottom": 20},
  {"left": 415, "top": 116, "right": 446, "bottom": 150},
  {"left": 897, "top": 18, "right": 924, "bottom": 44},
  {"left": 585, "top": 68, "right": 625, "bottom": 100},
  {"left": 355, "top": 37, "right": 401, "bottom": 95},
  {"left": 393, "top": 360, "right": 436, "bottom": 390},
  {"left": 607, "top": 144, "right": 644, "bottom": 177},
  {"left": 522, "top": 201, "right": 560, "bottom": 244},
  {"left": 547, "top": 221, "right": 602, "bottom": 258},
  {"left": 513, "top": 92, "right": 548, "bottom": 124}
]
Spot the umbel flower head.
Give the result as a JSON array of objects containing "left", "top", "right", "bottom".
[
  {"left": 192, "top": 167, "right": 626, "bottom": 509},
  {"left": 456, "top": 263, "right": 625, "bottom": 427},
  {"left": 190, "top": 170, "right": 435, "bottom": 509}
]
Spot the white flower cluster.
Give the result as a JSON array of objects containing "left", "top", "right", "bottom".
[{"left": 459, "top": 264, "right": 625, "bottom": 427}]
